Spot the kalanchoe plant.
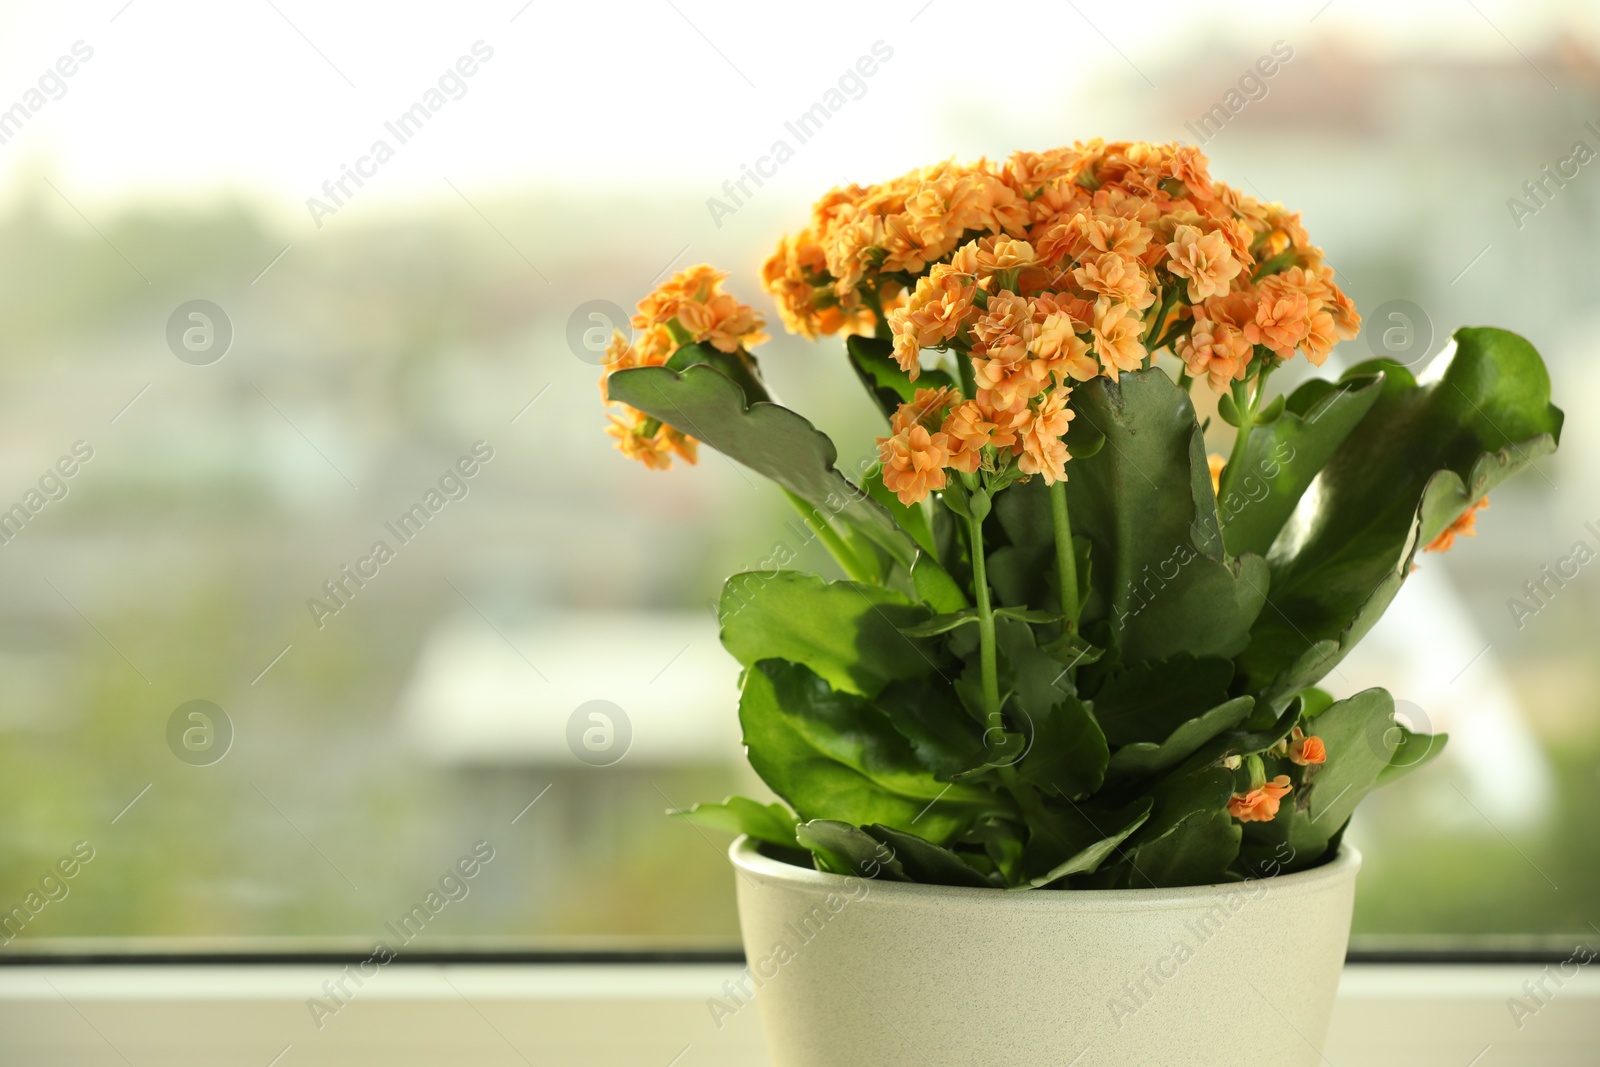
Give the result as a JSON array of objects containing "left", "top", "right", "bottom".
[{"left": 597, "top": 140, "right": 1563, "bottom": 889}]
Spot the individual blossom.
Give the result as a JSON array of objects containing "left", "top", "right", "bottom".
[
  {"left": 1016, "top": 386, "right": 1074, "bottom": 484},
  {"left": 1176, "top": 292, "right": 1255, "bottom": 391},
  {"left": 889, "top": 267, "right": 978, "bottom": 374},
  {"left": 1091, "top": 300, "right": 1147, "bottom": 380},
  {"left": 1030, "top": 297, "right": 1098, "bottom": 384},
  {"left": 1228, "top": 776, "right": 1293, "bottom": 823},
  {"left": 1073, "top": 252, "right": 1155, "bottom": 311},
  {"left": 891, "top": 386, "right": 960, "bottom": 435},
  {"left": 1165, "top": 224, "right": 1243, "bottom": 303},
  {"left": 1288, "top": 728, "right": 1328, "bottom": 767},
  {"left": 878, "top": 424, "right": 952, "bottom": 506},
  {"left": 1244, "top": 274, "right": 1312, "bottom": 359},
  {"left": 1426, "top": 497, "right": 1489, "bottom": 553},
  {"left": 942, "top": 399, "right": 996, "bottom": 474}
]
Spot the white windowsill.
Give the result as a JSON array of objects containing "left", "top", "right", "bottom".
[{"left": 1, "top": 963, "right": 1596, "bottom": 1065}]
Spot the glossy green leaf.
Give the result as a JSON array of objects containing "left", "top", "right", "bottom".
[
  {"left": 1220, "top": 373, "right": 1385, "bottom": 558},
  {"left": 1122, "top": 810, "right": 1241, "bottom": 888},
  {"left": 864, "top": 824, "right": 996, "bottom": 888},
  {"left": 719, "top": 571, "right": 939, "bottom": 699},
  {"left": 911, "top": 551, "right": 968, "bottom": 613},
  {"left": 1025, "top": 797, "right": 1153, "bottom": 887},
  {"left": 1239, "top": 327, "right": 1563, "bottom": 695},
  {"left": 607, "top": 362, "right": 918, "bottom": 568},
  {"left": 739, "top": 660, "right": 996, "bottom": 845},
  {"left": 1089, "top": 654, "right": 1234, "bottom": 747},
  {"left": 1064, "top": 369, "right": 1269, "bottom": 663},
  {"left": 672, "top": 796, "right": 800, "bottom": 849},
  {"left": 797, "top": 820, "right": 909, "bottom": 879},
  {"left": 1105, "top": 696, "right": 1255, "bottom": 779}
]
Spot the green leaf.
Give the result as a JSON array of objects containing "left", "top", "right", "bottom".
[
  {"left": 1217, "top": 390, "right": 1243, "bottom": 427},
  {"left": 846, "top": 334, "right": 955, "bottom": 420},
  {"left": 664, "top": 341, "right": 770, "bottom": 406},
  {"left": 607, "top": 363, "right": 918, "bottom": 568},
  {"left": 1089, "top": 654, "right": 1235, "bottom": 747},
  {"left": 1016, "top": 692, "right": 1110, "bottom": 800},
  {"left": 796, "top": 819, "right": 909, "bottom": 879},
  {"left": 1064, "top": 369, "right": 1269, "bottom": 664},
  {"left": 1239, "top": 327, "right": 1563, "bottom": 695},
  {"left": 874, "top": 676, "right": 989, "bottom": 781},
  {"left": 864, "top": 824, "right": 996, "bottom": 887},
  {"left": 1123, "top": 810, "right": 1242, "bottom": 888},
  {"left": 1025, "top": 797, "right": 1153, "bottom": 887},
  {"left": 672, "top": 796, "right": 800, "bottom": 849},
  {"left": 1220, "top": 373, "right": 1385, "bottom": 558},
  {"left": 739, "top": 660, "right": 996, "bottom": 845},
  {"left": 911, "top": 551, "right": 968, "bottom": 613},
  {"left": 897, "top": 610, "right": 979, "bottom": 637},
  {"left": 1378, "top": 723, "right": 1448, "bottom": 786},
  {"left": 994, "top": 617, "right": 1110, "bottom": 799},
  {"left": 719, "top": 571, "right": 939, "bottom": 699},
  {"left": 1105, "top": 696, "right": 1255, "bottom": 779},
  {"left": 1127, "top": 766, "right": 1237, "bottom": 852}
]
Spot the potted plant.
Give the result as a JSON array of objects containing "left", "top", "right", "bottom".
[{"left": 597, "top": 141, "right": 1562, "bottom": 1066}]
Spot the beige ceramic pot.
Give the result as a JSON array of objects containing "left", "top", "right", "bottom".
[{"left": 730, "top": 836, "right": 1360, "bottom": 1067}]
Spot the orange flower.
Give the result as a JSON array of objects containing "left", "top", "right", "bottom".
[
  {"left": 889, "top": 267, "right": 978, "bottom": 374},
  {"left": 1244, "top": 277, "right": 1311, "bottom": 359},
  {"left": 890, "top": 387, "right": 959, "bottom": 435},
  {"left": 878, "top": 424, "right": 952, "bottom": 506},
  {"left": 1228, "top": 775, "right": 1293, "bottom": 823},
  {"left": 1176, "top": 293, "right": 1254, "bottom": 392},
  {"left": 1016, "top": 387, "right": 1074, "bottom": 484},
  {"left": 942, "top": 399, "right": 995, "bottom": 474},
  {"left": 1073, "top": 252, "right": 1155, "bottom": 311},
  {"left": 1426, "top": 497, "right": 1489, "bottom": 553},
  {"left": 1165, "top": 224, "right": 1243, "bottom": 303},
  {"left": 1289, "top": 732, "right": 1327, "bottom": 766},
  {"left": 1091, "top": 300, "right": 1147, "bottom": 380}
]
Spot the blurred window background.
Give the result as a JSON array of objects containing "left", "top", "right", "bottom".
[{"left": 1, "top": 0, "right": 1596, "bottom": 953}]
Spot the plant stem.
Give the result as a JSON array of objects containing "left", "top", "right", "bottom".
[
  {"left": 964, "top": 507, "right": 1003, "bottom": 730},
  {"left": 783, "top": 489, "right": 873, "bottom": 584},
  {"left": 1217, "top": 363, "right": 1273, "bottom": 504},
  {"left": 1049, "top": 479, "right": 1079, "bottom": 631}
]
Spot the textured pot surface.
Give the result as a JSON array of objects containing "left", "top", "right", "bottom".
[{"left": 730, "top": 837, "right": 1360, "bottom": 1067}]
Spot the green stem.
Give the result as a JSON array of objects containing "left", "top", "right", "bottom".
[
  {"left": 1049, "top": 479, "right": 1079, "bottom": 631},
  {"left": 783, "top": 489, "right": 873, "bottom": 584},
  {"left": 1217, "top": 363, "right": 1274, "bottom": 504},
  {"left": 963, "top": 507, "right": 1003, "bottom": 731}
]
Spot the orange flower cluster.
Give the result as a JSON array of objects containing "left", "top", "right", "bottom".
[
  {"left": 761, "top": 142, "right": 1360, "bottom": 504},
  {"left": 599, "top": 265, "right": 769, "bottom": 469}
]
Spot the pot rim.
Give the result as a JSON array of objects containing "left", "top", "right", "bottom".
[{"left": 730, "top": 836, "right": 1361, "bottom": 911}]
